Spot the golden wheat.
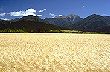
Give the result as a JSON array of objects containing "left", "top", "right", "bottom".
[{"left": 0, "top": 33, "right": 110, "bottom": 72}]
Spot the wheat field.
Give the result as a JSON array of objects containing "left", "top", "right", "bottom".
[{"left": 0, "top": 33, "right": 110, "bottom": 72}]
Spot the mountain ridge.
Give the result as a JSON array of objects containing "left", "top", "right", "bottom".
[
  {"left": 44, "top": 14, "right": 82, "bottom": 28},
  {"left": 70, "top": 14, "right": 110, "bottom": 33},
  {"left": 0, "top": 16, "right": 62, "bottom": 33},
  {"left": 0, "top": 14, "right": 110, "bottom": 33}
]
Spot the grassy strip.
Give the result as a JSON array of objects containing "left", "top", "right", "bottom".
[{"left": 0, "top": 29, "right": 109, "bottom": 34}]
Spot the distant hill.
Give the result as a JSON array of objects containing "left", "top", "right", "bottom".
[
  {"left": 0, "top": 14, "right": 110, "bottom": 33},
  {"left": 0, "top": 15, "right": 61, "bottom": 33},
  {"left": 11, "top": 15, "right": 41, "bottom": 22},
  {"left": 70, "top": 14, "right": 110, "bottom": 33},
  {"left": 44, "top": 14, "right": 82, "bottom": 29}
]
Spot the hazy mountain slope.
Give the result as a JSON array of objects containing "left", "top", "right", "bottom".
[
  {"left": 0, "top": 16, "right": 61, "bottom": 33},
  {"left": 0, "top": 14, "right": 110, "bottom": 33},
  {"left": 71, "top": 14, "right": 110, "bottom": 33},
  {"left": 44, "top": 14, "right": 82, "bottom": 28}
]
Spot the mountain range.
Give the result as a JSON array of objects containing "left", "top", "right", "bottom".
[
  {"left": 44, "top": 14, "right": 82, "bottom": 29},
  {"left": 70, "top": 14, "right": 110, "bottom": 33},
  {"left": 0, "top": 16, "right": 61, "bottom": 33},
  {"left": 44, "top": 14, "right": 110, "bottom": 33},
  {"left": 0, "top": 14, "right": 110, "bottom": 33}
]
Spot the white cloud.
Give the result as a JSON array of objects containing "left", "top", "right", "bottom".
[
  {"left": 1, "top": 18, "right": 10, "bottom": 20},
  {"left": 37, "top": 15, "right": 42, "bottom": 17},
  {"left": 82, "top": 6, "right": 86, "bottom": 8},
  {"left": 49, "top": 13, "right": 56, "bottom": 18},
  {"left": 0, "top": 13, "right": 6, "bottom": 17},
  {"left": 9, "top": 8, "right": 36, "bottom": 16},
  {"left": 38, "top": 9, "right": 46, "bottom": 13},
  {"left": 59, "top": 15, "right": 63, "bottom": 16}
]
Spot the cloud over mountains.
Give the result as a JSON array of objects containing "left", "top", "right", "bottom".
[
  {"left": 0, "top": 13, "right": 6, "bottom": 16},
  {"left": 0, "top": 9, "right": 37, "bottom": 17},
  {"left": 38, "top": 9, "right": 46, "bottom": 13},
  {"left": 9, "top": 9, "right": 37, "bottom": 16},
  {"left": 0, "top": 8, "right": 47, "bottom": 17},
  {"left": 49, "top": 13, "right": 56, "bottom": 18},
  {"left": 0, "top": 8, "right": 62, "bottom": 19}
]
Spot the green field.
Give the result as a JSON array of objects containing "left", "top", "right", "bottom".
[{"left": 0, "top": 33, "right": 110, "bottom": 72}]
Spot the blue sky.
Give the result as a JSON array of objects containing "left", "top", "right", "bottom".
[{"left": 0, "top": 0, "right": 110, "bottom": 20}]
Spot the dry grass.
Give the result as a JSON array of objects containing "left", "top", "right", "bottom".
[{"left": 0, "top": 33, "right": 110, "bottom": 72}]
